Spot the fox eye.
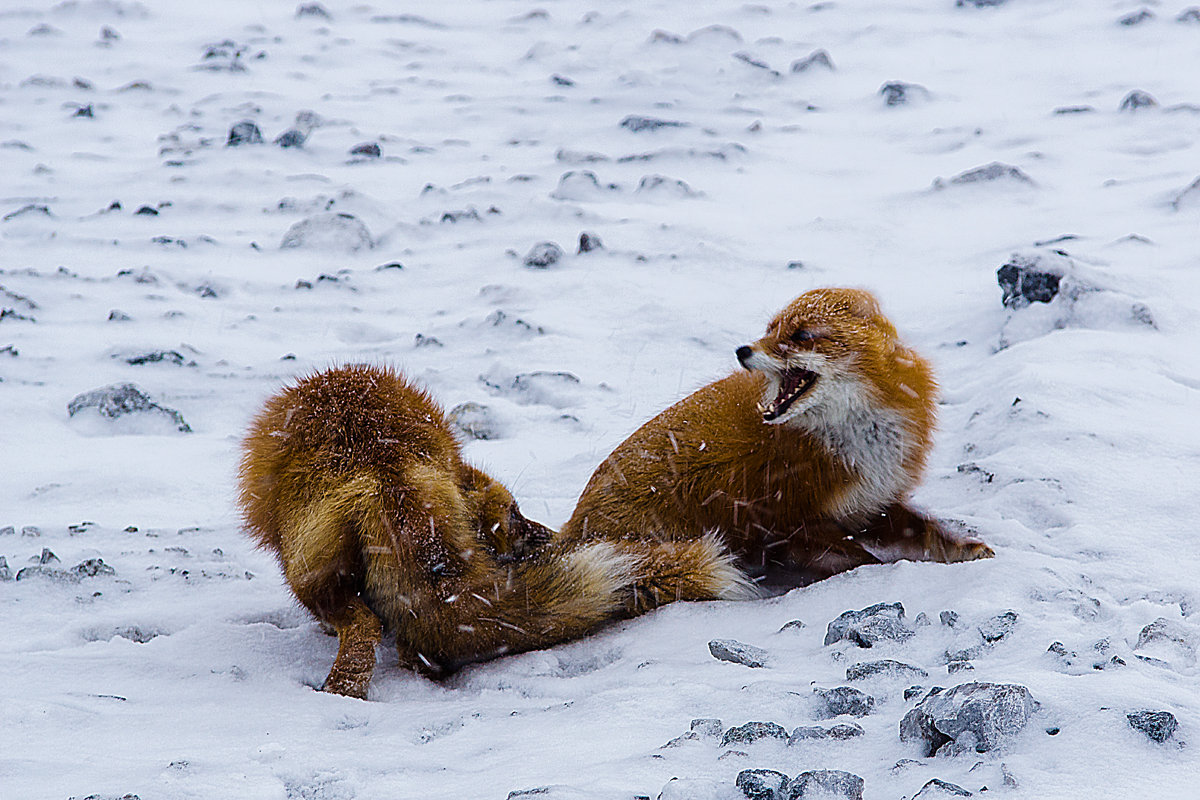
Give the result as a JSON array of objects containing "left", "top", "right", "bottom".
[{"left": 790, "top": 329, "right": 817, "bottom": 343}]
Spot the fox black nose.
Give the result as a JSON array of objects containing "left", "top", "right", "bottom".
[{"left": 735, "top": 345, "right": 754, "bottom": 369}]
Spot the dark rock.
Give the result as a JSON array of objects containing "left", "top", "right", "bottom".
[
  {"left": 280, "top": 213, "right": 373, "bottom": 252},
  {"left": 899, "top": 682, "right": 1038, "bottom": 757},
  {"left": 691, "top": 718, "right": 723, "bottom": 738},
  {"left": 788, "top": 723, "right": 864, "bottom": 744},
  {"left": 847, "top": 660, "right": 929, "bottom": 682},
  {"left": 1054, "top": 105, "right": 1095, "bottom": 115},
  {"left": 226, "top": 120, "right": 263, "bottom": 146},
  {"left": 1118, "top": 9, "right": 1154, "bottom": 26},
  {"left": 620, "top": 115, "right": 688, "bottom": 132},
  {"left": 440, "top": 208, "right": 481, "bottom": 223},
  {"left": 791, "top": 49, "right": 834, "bottom": 73},
  {"left": 979, "top": 611, "right": 1018, "bottom": 642},
  {"left": 947, "top": 661, "right": 974, "bottom": 674},
  {"left": 913, "top": 778, "right": 973, "bottom": 798},
  {"left": 1179, "top": 8, "right": 1200, "bottom": 23},
  {"left": 813, "top": 686, "right": 874, "bottom": 718},
  {"left": 15, "top": 565, "right": 80, "bottom": 583},
  {"left": 779, "top": 619, "right": 806, "bottom": 632},
  {"left": 880, "top": 81, "right": 927, "bottom": 106},
  {"left": 274, "top": 129, "right": 307, "bottom": 148},
  {"left": 296, "top": 3, "right": 332, "bottom": 19},
  {"left": 68, "top": 383, "right": 192, "bottom": 433},
  {"left": 905, "top": 686, "right": 926, "bottom": 701},
  {"left": 824, "top": 602, "right": 915, "bottom": 647},
  {"left": 21, "top": 526, "right": 39, "bottom": 537},
  {"left": 4, "top": 204, "right": 53, "bottom": 222},
  {"left": 349, "top": 142, "right": 382, "bottom": 159},
  {"left": 710, "top": 639, "right": 771, "bottom": 668},
  {"left": 73, "top": 104, "right": 95, "bottom": 118},
  {"left": 376, "top": 261, "right": 404, "bottom": 271},
  {"left": 733, "top": 51, "right": 780, "bottom": 76},
  {"left": 1119, "top": 90, "right": 1157, "bottom": 112},
  {"left": 413, "top": 333, "right": 441, "bottom": 348},
  {"left": 124, "top": 350, "right": 194, "bottom": 367},
  {"left": 577, "top": 232, "right": 603, "bottom": 253},
  {"left": 0, "top": 556, "right": 10, "bottom": 581},
  {"left": 108, "top": 310, "right": 131, "bottom": 322},
  {"left": 1127, "top": 711, "right": 1177, "bottom": 743},
  {"left": 73, "top": 558, "right": 116, "bottom": 578},
  {"left": 721, "top": 722, "right": 789, "bottom": 747},
  {"left": 940, "top": 611, "right": 960, "bottom": 628},
  {"left": 134, "top": 205, "right": 158, "bottom": 216},
  {"left": 956, "top": 0, "right": 1008, "bottom": 5},
  {"left": 737, "top": 769, "right": 788, "bottom": 800},
  {"left": 785, "top": 770, "right": 864, "bottom": 800},
  {"left": 550, "top": 74, "right": 574, "bottom": 87},
  {"left": 661, "top": 731, "right": 699, "bottom": 748},
  {"left": 523, "top": 241, "right": 564, "bottom": 268},
  {"left": 1133, "top": 617, "right": 1194, "bottom": 666},
  {"left": 635, "top": 174, "right": 701, "bottom": 198},
  {"left": 448, "top": 402, "right": 500, "bottom": 440},
  {"left": 942, "top": 162, "right": 1034, "bottom": 187},
  {"left": 997, "top": 253, "right": 1063, "bottom": 308},
  {"left": 38, "top": 548, "right": 59, "bottom": 564}
]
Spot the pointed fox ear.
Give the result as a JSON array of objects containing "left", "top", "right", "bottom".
[{"left": 840, "top": 288, "right": 883, "bottom": 320}]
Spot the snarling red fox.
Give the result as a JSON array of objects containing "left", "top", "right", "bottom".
[
  {"left": 238, "top": 365, "right": 631, "bottom": 698},
  {"left": 559, "top": 287, "right": 994, "bottom": 611}
]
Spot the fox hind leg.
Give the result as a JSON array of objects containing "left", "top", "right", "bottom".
[{"left": 851, "top": 503, "right": 995, "bottom": 564}]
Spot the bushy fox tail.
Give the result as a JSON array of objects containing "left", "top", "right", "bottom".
[{"left": 610, "top": 531, "right": 758, "bottom": 615}]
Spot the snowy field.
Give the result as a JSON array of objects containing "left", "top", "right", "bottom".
[{"left": 2, "top": 0, "right": 1199, "bottom": 797}]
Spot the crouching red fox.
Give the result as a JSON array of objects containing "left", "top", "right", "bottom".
[{"left": 238, "top": 365, "right": 631, "bottom": 698}]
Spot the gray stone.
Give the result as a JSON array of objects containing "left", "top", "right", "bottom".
[
  {"left": 942, "top": 162, "right": 1034, "bottom": 187},
  {"left": 956, "top": 0, "right": 1008, "bottom": 5},
  {"left": 1134, "top": 617, "right": 1195, "bottom": 666},
  {"left": 619, "top": 115, "right": 688, "bottom": 132},
  {"left": 1118, "top": 9, "right": 1154, "bottom": 26},
  {"left": 38, "top": 548, "right": 59, "bottom": 564},
  {"left": 226, "top": 120, "right": 263, "bottom": 146},
  {"left": 274, "top": 129, "right": 306, "bottom": 148},
  {"left": 813, "top": 686, "right": 874, "bottom": 719},
  {"left": 280, "top": 213, "right": 373, "bottom": 252},
  {"left": 904, "top": 686, "right": 926, "bottom": 701},
  {"left": 788, "top": 723, "right": 864, "bottom": 745},
  {"left": 68, "top": 383, "right": 192, "bottom": 433},
  {"left": 947, "top": 661, "right": 974, "bottom": 674},
  {"left": 710, "top": 639, "right": 771, "bottom": 668},
  {"left": 577, "top": 232, "right": 603, "bottom": 253},
  {"left": 72, "top": 558, "right": 116, "bottom": 578},
  {"left": 791, "top": 49, "right": 834, "bottom": 73},
  {"left": 997, "top": 253, "right": 1063, "bottom": 308},
  {"left": 0, "top": 556, "right": 10, "bottom": 581},
  {"left": 1119, "top": 90, "right": 1157, "bottom": 112},
  {"left": 846, "top": 660, "right": 928, "bottom": 682},
  {"left": 737, "top": 769, "right": 788, "bottom": 800},
  {"left": 900, "top": 682, "right": 1039, "bottom": 757},
  {"left": 635, "top": 174, "right": 700, "bottom": 198},
  {"left": 349, "top": 142, "right": 381, "bottom": 159},
  {"left": 15, "top": 565, "right": 80, "bottom": 583},
  {"left": 940, "top": 611, "right": 959, "bottom": 628},
  {"left": 124, "top": 350, "right": 195, "bottom": 367},
  {"left": 448, "top": 402, "right": 500, "bottom": 440},
  {"left": 1179, "top": 8, "right": 1200, "bottom": 23},
  {"left": 691, "top": 718, "right": 723, "bottom": 738},
  {"left": 979, "top": 611, "right": 1018, "bottom": 643},
  {"left": 721, "top": 722, "right": 789, "bottom": 747},
  {"left": 824, "top": 602, "right": 915, "bottom": 647},
  {"left": 296, "top": 3, "right": 332, "bottom": 20},
  {"left": 913, "top": 778, "right": 972, "bottom": 798},
  {"left": 779, "top": 619, "right": 806, "bottom": 632},
  {"left": 785, "top": 770, "right": 863, "bottom": 800},
  {"left": 880, "top": 81, "right": 926, "bottom": 106},
  {"left": 523, "top": 242, "right": 564, "bottom": 268},
  {"left": 1127, "top": 710, "right": 1178, "bottom": 743}
]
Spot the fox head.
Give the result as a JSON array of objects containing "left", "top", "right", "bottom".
[{"left": 736, "top": 287, "right": 931, "bottom": 428}]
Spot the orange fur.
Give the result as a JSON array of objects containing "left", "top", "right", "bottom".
[
  {"left": 238, "top": 365, "right": 632, "bottom": 697},
  {"left": 560, "top": 287, "right": 993, "bottom": 608}
]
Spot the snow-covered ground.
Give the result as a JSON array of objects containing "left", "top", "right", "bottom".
[{"left": 2, "top": 1, "right": 1198, "bottom": 797}]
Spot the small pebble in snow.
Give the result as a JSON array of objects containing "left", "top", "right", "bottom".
[
  {"left": 824, "top": 602, "right": 915, "bottom": 647},
  {"left": 786, "top": 769, "right": 864, "bottom": 800},
  {"left": 448, "top": 402, "right": 501, "bottom": 440},
  {"left": 979, "top": 610, "right": 1018, "bottom": 642},
  {"left": 721, "top": 721, "right": 788, "bottom": 746},
  {"left": 349, "top": 142, "right": 382, "bottom": 158},
  {"left": 22, "top": 526, "right": 40, "bottom": 537},
  {"left": 0, "top": 556, "right": 10, "bottom": 581},
  {"left": 551, "top": 74, "right": 575, "bottom": 86},
  {"left": 812, "top": 686, "right": 874, "bottom": 718},
  {"left": 904, "top": 685, "right": 926, "bottom": 701},
  {"left": 791, "top": 49, "right": 834, "bottom": 72},
  {"left": 1179, "top": 7, "right": 1200, "bottom": 23},
  {"left": 296, "top": 3, "right": 332, "bottom": 19},
  {"left": 134, "top": 206, "right": 159, "bottom": 216},
  {"left": 940, "top": 162, "right": 1034, "bottom": 187},
  {"left": 577, "top": 232, "right": 603, "bottom": 253},
  {"left": 1127, "top": 710, "right": 1179, "bottom": 743},
  {"left": 523, "top": 241, "right": 564, "bottom": 268},
  {"left": 619, "top": 115, "right": 688, "bottom": 133},
  {"left": 956, "top": 0, "right": 1008, "bottom": 6},
  {"left": 940, "top": 610, "right": 960, "bottom": 628},
  {"left": 73, "top": 104, "right": 94, "bottom": 118},
  {"left": 280, "top": 213, "right": 373, "bottom": 252},
  {"left": 947, "top": 661, "right": 974, "bottom": 674},
  {"left": 1119, "top": 90, "right": 1157, "bottom": 111},
  {"left": 68, "top": 383, "right": 192, "bottom": 433},
  {"left": 1118, "top": 9, "right": 1154, "bottom": 26},
  {"left": 38, "top": 548, "right": 60, "bottom": 564},
  {"left": 778, "top": 619, "right": 806, "bottom": 632},
  {"left": 275, "top": 129, "right": 306, "bottom": 148},
  {"left": 913, "top": 778, "right": 973, "bottom": 798},
  {"left": 226, "top": 120, "right": 264, "bottom": 146},
  {"left": 108, "top": 310, "right": 131, "bottom": 322},
  {"left": 709, "top": 639, "right": 771, "bottom": 668},
  {"left": 880, "top": 81, "right": 926, "bottom": 106},
  {"left": 736, "top": 769, "right": 788, "bottom": 800},
  {"left": 997, "top": 253, "right": 1063, "bottom": 308},
  {"left": 846, "top": 659, "right": 929, "bottom": 681}
]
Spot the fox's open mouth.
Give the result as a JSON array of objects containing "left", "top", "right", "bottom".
[{"left": 757, "top": 366, "right": 817, "bottom": 421}]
